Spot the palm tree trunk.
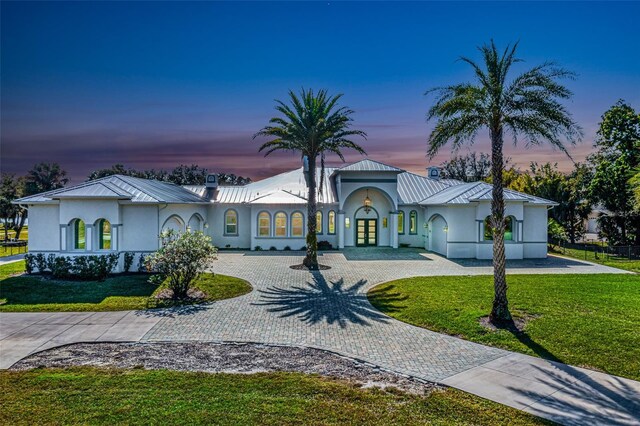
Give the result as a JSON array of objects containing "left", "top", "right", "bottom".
[
  {"left": 303, "top": 155, "right": 319, "bottom": 269},
  {"left": 489, "top": 127, "right": 512, "bottom": 323}
]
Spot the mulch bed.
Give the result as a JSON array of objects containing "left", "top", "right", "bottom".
[{"left": 11, "top": 342, "right": 439, "bottom": 395}]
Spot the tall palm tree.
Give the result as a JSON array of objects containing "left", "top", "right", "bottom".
[
  {"left": 255, "top": 89, "right": 367, "bottom": 269},
  {"left": 426, "top": 41, "right": 582, "bottom": 323}
]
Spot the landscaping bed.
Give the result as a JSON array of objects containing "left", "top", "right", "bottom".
[
  {"left": 0, "top": 260, "right": 251, "bottom": 312},
  {"left": 2, "top": 342, "right": 548, "bottom": 425},
  {"left": 368, "top": 273, "right": 640, "bottom": 381}
]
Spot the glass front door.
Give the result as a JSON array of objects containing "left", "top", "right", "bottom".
[{"left": 356, "top": 219, "right": 377, "bottom": 246}]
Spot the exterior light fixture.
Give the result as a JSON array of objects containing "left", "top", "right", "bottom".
[
  {"left": 345, "top": 217, "right": 350, "bottom": 228},
  {"left": 204, "top": 222, "right": 209, "bottom": 229},
  {"left": 363, "top": 189, "right": 372, "bottom": 214},
  {"left": 443, "top": 225, "right": 448, "bottom": 232}
]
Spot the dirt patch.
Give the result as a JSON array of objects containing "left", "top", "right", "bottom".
[
  {"left": 11, "top": 342, "right": 439, "bottom": 395},
  {"left": 154, "top": 288, "right": 207, "bottom": 301},
  {"left": 479, "top": 313, "right": 540, "bottom": 333},
  {"left": 289, "top": 264, "right": 331, "bottom": 270}
]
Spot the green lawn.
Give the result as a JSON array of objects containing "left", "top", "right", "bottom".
[
  {"left": 0, "top": 260, "right": 251, "bottom": 312},
  {"left": 0, "top": 368, "right": 548, "bottom": 425},
  {"left": 0, "top": 226, "right": 28, "bottom": 257},
  {"left": 368, "top": 274, "right": 640, "bottom": 381},
  {"left": 551, "top": 247, "right": 640, "bottom": 273}
]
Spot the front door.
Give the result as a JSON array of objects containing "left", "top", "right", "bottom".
[{"left": 356, "top": 219, "right": 377, "bottom": 246}]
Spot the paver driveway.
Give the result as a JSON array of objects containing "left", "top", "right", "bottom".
[{"left": 1, "top": 250, "right": 638, "bottom": 425}]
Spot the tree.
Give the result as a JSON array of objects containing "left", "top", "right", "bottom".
[
  {"left": 87, "top": 164, "right": 251, "bottom": 186},
  {"left": 24, "top": 162, "right": 68, "bottom": 195},
  {"left": 588, "top": 101, "right": 640, "bottom": 245},
  {"left": 0, "top": 174, "right": 23, "bottom": 240},
  {"left": 145, "top": 230, "right": 218, "bottom": 299},
  {"left": 167, "top": 164, "right": 208, "bottom": 185},
  {"left": 425, "top": 41, "right": 581, "bottom": 323},
  {"left": 255, "top": 88, "right": 367, "bottom": 269},
  {"left": 440, "top": 152, "right": 492, "bottom": 182}
]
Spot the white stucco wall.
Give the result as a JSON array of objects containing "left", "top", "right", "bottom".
[
  {"left": 26, "top": 204, "right": 60, "bottom": 251},
  {"left": 397, "top": 205, "right": 425, "bottom": 247},
  {"left": 342, "top": 188, "right": 394, "bottom": 247},
  {"left": 120, "top": 205, "right": 160, "bottom": 251},
  {"left": 209, "top": 204, "right": 252, "bottom": 249}
]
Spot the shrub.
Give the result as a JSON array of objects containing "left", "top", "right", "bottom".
[
  {"left": 225, "top": 244, "right": 231, "bottom": 248},
  {"left": 46, "top": 254, "right": 56, "bottom": 272},
  {"left": 269, "top": 246, "right": 277, "bottom": 251},
  {"left": 317, "top": 240, "right": 333, "bottom": 250},
  {"left": 254, "top": 246, "right": 263, "bottom": 251},
  {"left": 34, "top": 253, "right": 48, "bottom": 273},
  {"left": 24, "top": 254, "right": 35, "bottom": 274},
  {"left": 123, "top": 252, "right": 135, "bottom": 273},
  {"left": 137, "top": 253, "right": 147, "bottom": 272},
  {"left": 300, "top": 246, "right": 307, "bottom": 251},
  {"left": 50, "top": 256, "right": 73, "bottom": 280},
  {"left": 284, "top": 245, "right": 291, "bottom": 251},
  {"left": 70, "top": 254, "right": 119, "bottom": 281},
  {"left": 145, "top": 230, "right": 218, "bottom": 299}
]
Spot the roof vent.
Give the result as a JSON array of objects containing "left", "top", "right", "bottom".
[
  {"left": 205, "top": 173, "right": 218, "bottom": 200},
  {"left": 427, "top": 166, "right": 441, "bottom": 180}
]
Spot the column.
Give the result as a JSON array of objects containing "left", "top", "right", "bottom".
[
  {"left": 85, "top": 224, "right": 93, "bottom": 251},
  {"left": 337, "top": 211, "right": 345, "bottom": 249},
  {"left": 389, "top": 212, "right": 399, "bottom": 249},
  {"left": 111, "top": 225, "right": 120, "bottom": 251},
  {"left": 60, "top": 224, "right": 67, "bottom": 251}
]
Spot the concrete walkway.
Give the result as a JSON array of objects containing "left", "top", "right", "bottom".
[
  {"left": 1, "top": 250, "right": 638, "bottom": 425},
  {"left": 0, "top": 253, "right": 25, "bottom": 265}
]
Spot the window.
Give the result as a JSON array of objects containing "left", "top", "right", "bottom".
[
  {"left": 316, "top": 211, "right": 322, "bottom": 234},
  {"left": 275, "top": 212, "right": 287, "bottom": 237},
  {"left": 162, "top": 215, "right": 184, "bottom": 233},
  {"left": 398, "top": 211, "right": 405, "bottom": 234},
  {"left": 409, "top": 210, "right": 418, "bottom": 234},
  {"left": 258, "top": 212, "right": 270, "bottom": 237},
  {"left": 97, "top": 219, "right": 111, "bottom": 250},
  {"left": 484, "top": 216, "right": 514, "bottom": 241},
  {"left": 72, "top": 219, "right": 86, "bottom": 250},
  {"left": 225, "top": 210, "right": 238, "bottom": 235},
  {"left": 328, "top": 210, "right": 336, "bottom": 234},
  {"left": 292, "top": 212, "right": 304, "bottom": 237}
]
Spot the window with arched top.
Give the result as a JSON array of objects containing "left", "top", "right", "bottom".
[
  {"left": 398, "top": 211, "right": 405, "bottom": 234},
  {"left": 291, "top": 212, "right": 304, "bottom": 237},
  {"left": 71, "top": 219, "right": 86, "bottom": 250},
  {"left": 258, "top": 212, "right": 271, "bottom": 237},
  {"left": 187, "top": 213, "right": 204, "bottom": 233},
  {"left": 96, "top": 219, "right": 111, "bottom": 250},
  {"left": 316, "top": 211, "right": 323, "bottom": 234},
  {"left": 224, "top": 210, "right": 238, "bottom": 235},
  {"left": 484, "top": 216, "right": 514, "bottom": 241},
  {"left": 328, "top": 210, "right": 336, "bottom": 234},
  {"left": 274, "top": 212, "right": 287, "bottom": 237},
  {"left": 162, "top": 215, "right": 185, "bottom": 234},
  {"left": 409, "top": 210, "right": 418, "bottom": 235}
]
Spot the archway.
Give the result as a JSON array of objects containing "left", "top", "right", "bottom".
[
  {"left": 162, "top": 215, "right": 185, "bottom": 233},
  {"left": 187, "top": 213, "right": 204, "bottom": 232}
]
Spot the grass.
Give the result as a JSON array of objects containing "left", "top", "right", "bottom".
[
  {"left": 550, "top": 247, "right": 640, "bottom": 273},
  {"left": 368, "top": 274, "right": 640, "bottom": 381},
  {"left": 0, "top": 226, "right": 28, "bottom": 257},
  {"left": 0, "top": 368, "right": 548, "bottom": 425},
  {"left": 0, "top": 260, "right": 251, "bottom": 312}
]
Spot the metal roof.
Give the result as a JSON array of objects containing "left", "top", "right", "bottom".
[
  {"left": 16, "top": 175, "right": 208, "bottom": 204},
  {"left": 337, "top": 159, "right": 404, "bottom": 173},
  {"left": 396, "top": 172, "right": 452, "bottom": 204},
  {"left": 419, "top": 182, "right": 556, "bottom": 205}
]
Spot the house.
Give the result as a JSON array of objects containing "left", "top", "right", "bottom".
[{"left": 14, "top": 159, "right": 555, "bottom": 271}]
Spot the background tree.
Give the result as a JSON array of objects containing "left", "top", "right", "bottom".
[
  {"left": 167, "top": 164, "right": 208, "bottom": 185},
  {"left": 87, "top": 164, "right": 251, "bottom": 186},
  {"left": 255, "top": 88, "right": 366, "bottom": 269},
  {"left": 24, "top": 163, "right": 68, "bottom": 194},
  {"left": 440, "top": 152, "right": 492, "bottom": 182},
  {"left": 425, "top": 41, "right": 581, "bottom": 323},
  {"left": 0, "top": 174, "right": 24, "bottom": 240},
  {"left": 588, "top": 101, "right": 640, "bottom": 245}
]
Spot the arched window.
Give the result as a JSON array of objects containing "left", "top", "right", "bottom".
[
  {"left": 97, "top": 219, "right": 111, "bottom": 250},
  {"left": 328, "top": 210, "right": 336, "bottom": 234},
  {"left": 188, "top": 213, "right": 204, "bottom": 232},
  {"left": 316, "top": 211, "right": 323, "bottom": 234},
  {"left": 409, "top": 210, "right": 418, "bottom": 234},
  {"left": 274, "top": 212, "right": 287, "bottom": 237},
  {"left": 224, "top": 210, "right": 238, "bottom": 235},
  {"left": 162, "top": 215, "right": 184, "bottom": 233},
  {"left": 258, "top": 212, "right": 271, "bottom": 237},
  {"left": 484, "top": 216, "right": 514, "bottom": 241},
  {"left": 72, "top": 219, "right": 86, "bottom": 250},
  {"left": 292, "top": 212, "right": 304, "bottom": 237},
  {"left": 398, "top": 210, "right": 405, "bottom": 234}
]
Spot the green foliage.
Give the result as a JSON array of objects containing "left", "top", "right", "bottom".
[
  {"left": 440, "top": 152, "right": 492, "bottom": 182},
  {"left": 547, "top": 218, "right": 567, "bottom": 250},
  {"left": 255, "top": 88, "right": 366, "bottom": 267},
  {"left": 24, "top": 253, "right": 118, "bottom": 280},
  {"left": 23, "top": 254, "right": 35, "bottom": 274},
  {"left": 24, "top": 162, "right": 68, "bottom": 195},
  {"left": 369, "top": 274, "right": 640, "bottom": 381},
  {"left": 145, "top": 230, "right": 218, "bottom": 299},
  {"left": 588, "top": 101, "right": 640, "bottom": 245},
  {"left": 123, "top": 252, "right": 135, "bottom": 273},
  {"left": 87, "top": 164, "right": 251, "bottom": 186}
]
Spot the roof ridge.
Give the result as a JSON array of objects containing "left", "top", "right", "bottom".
[{"left": 111, "top": 175, "right": 162, "bottom": 202}]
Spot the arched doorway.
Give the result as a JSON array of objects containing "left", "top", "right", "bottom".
[
  {"left": 354, "top": 206, "right": 379, "bottom": 246},
  {"left": 429, "top": 214, "right": 447, "bottom": 256}
]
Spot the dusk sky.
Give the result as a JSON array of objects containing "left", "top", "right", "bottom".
[{"left": 2, "top": 1, "right": 639, "bottom": 183}]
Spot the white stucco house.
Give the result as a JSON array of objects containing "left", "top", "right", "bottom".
[{"left": 15, "top": 159, "right": 554, "bottom": 271}]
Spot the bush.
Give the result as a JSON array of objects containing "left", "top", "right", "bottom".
[
  {"left": 284, "top": 246, "right": 291, "bottom": 251},
  {"left": 145, "top": 230, "right": 218, "bottom": 299},
  {"left": 300, "top": 246, "right": 307, "bottom": 251},
  {"left": 70, "top": 253, "right": 119, "bottom": 281},
  {"left": 50, "top": 256, "right": 73, "bottom": 280},
  {"left": 254, "top": 245, "right": 263, "bottom": 251},
  {"left": 269, "top": 246, "right": 277, "bottom": 251},
  {"left": 24, "top": 254, "right": 35, "bottom": 274},
  {"left": 317, "top": 240, "right": 333, "bottom": 250},
  {"left": 137, "top": 254, "right": 147, "bottom": 272},
  {"left": 123, "top": 252, "right": 135, "bottom": 273},
  {"left": 34, "top": 253, "right": 48, "bottom": 273}
]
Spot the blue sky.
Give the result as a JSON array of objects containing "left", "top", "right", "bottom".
[{"left": 2, "top": 1, "right": 639, "bottom": 182}]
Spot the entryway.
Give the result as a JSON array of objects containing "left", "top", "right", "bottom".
[{"left": 356, "top": 219, "right": 377, "bottom": 246}]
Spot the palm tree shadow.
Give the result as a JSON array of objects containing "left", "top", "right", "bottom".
[
  {"left": 254, "top": 272, "right": 405, "bottom": 328},
  {"left": 492, "top": 319, "right": 561, "bottom": 362}
]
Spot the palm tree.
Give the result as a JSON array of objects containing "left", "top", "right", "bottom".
[
  {"left": 425, "top": 41, "right": 582, "bottom": 323},
  {"left": 255, "top": 89, "right": 367, "bottom": 269}
]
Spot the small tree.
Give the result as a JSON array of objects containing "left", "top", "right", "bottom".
[{"left": 145, "top": 230, "right": 218, "bottom": 299}]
